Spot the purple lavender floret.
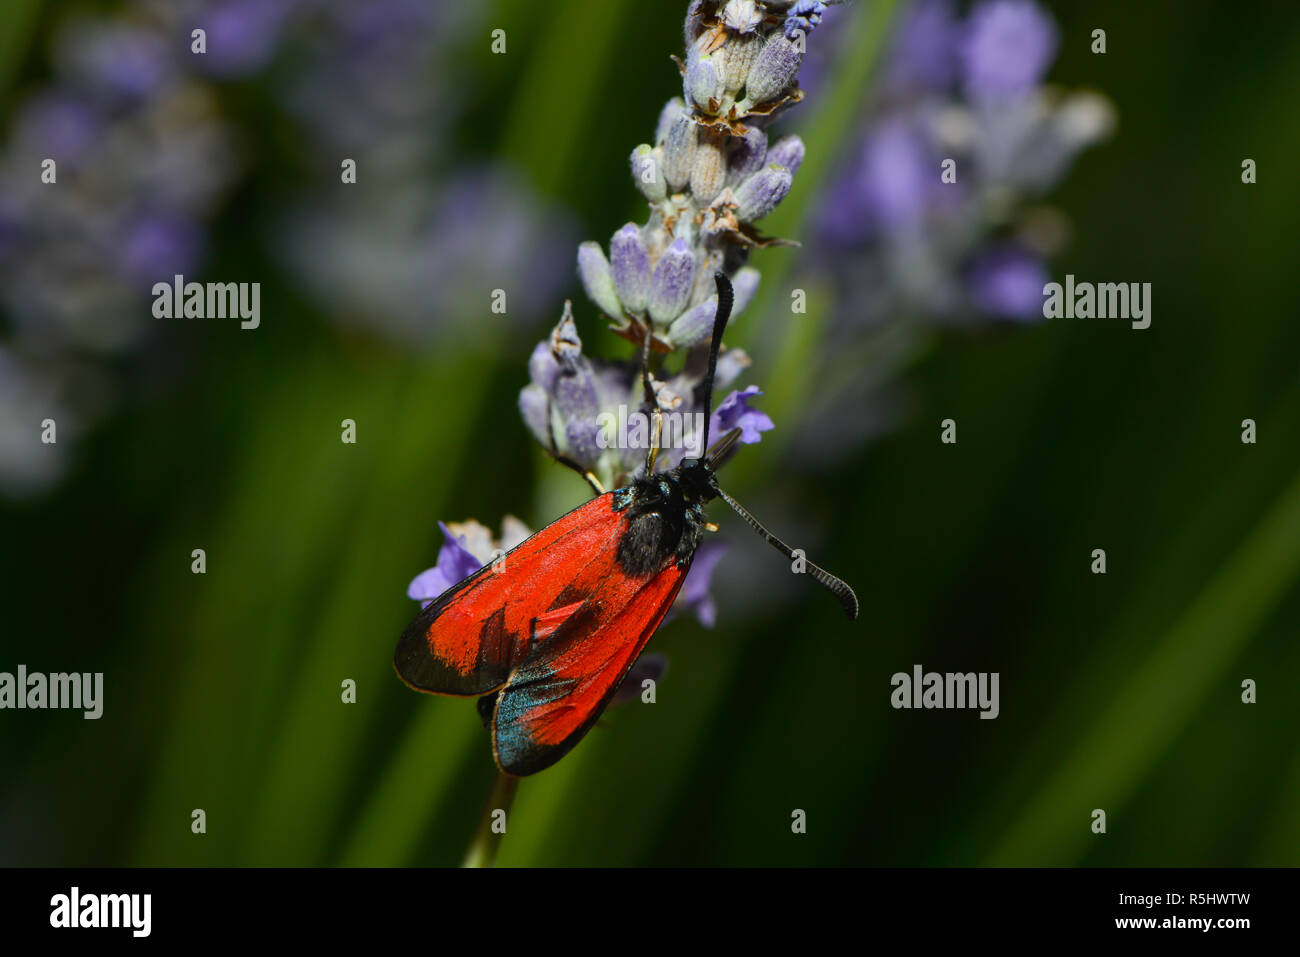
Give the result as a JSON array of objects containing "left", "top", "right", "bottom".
[
  {"left": 648, "top": 239, "right": 697, "bottom": 325},
  {"left": 968, "top": 244, "right": 1048, "bottom": 321},
  {"left": 200, "top": 0, "right": 297, "bottom": 78},
  {"left": 886, "top": 0, "right": 960, "bottom": 94},
  {"left": 115, "top": 215, "right": 203, "bottom": 287},
  {"left": 407, "top": 523, "right": 484, "bottom": 608},
  {"left": 610, "top": 224, "right": 652, "bottom": 315},
  {"left": 56, "top": 22, "right": 174, "bottom": 103},
  {"left": 13, "top": 93, "right": 102, "bottom": 161},
  {"left": 960, "top": 0, "right": 1059, "bottom": 102},
  {"left": 711, "top": 386, "right": 774, "bottom": 445},
  {"left": 784, "top": 1, "right": 830, "bottom": 40},
  {"left": 677, "top": 541, "right": 729, "bottom": 628}
]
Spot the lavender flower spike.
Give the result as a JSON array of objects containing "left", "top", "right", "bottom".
[{"left": 514, "top": 0, "right": 833, "bottom": 607}]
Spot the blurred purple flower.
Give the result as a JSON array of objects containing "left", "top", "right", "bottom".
[
  {"left": 677, "top": 541, "right": 728, "bottom": 628},
  {"left": 861, "top": 118, "right": 934, "bottom": 232},
  {"left": 13, "top": 92, "right": 102, "bottom": 161},
  {"left": 819, "top": 118, "right": 936, "bottom": 244},
  {"left": 200, "top": 0, "right": 297, "bottom": 77},
  {"left": 0, "top": 196, "right": 22, "bottom": 262},
  {"left": 960, "top": 0, "right": 1059, "bottom": 102},
  {"left": 887, "top": 0, "right": 960, "bottom": 94},
  {"left": 968, "top": 244, "right": 1049, "bottom": 320},
  {"left": 797, "top": 0, "right": 1108, "bottom": 465},
  {"left": 115, "top": 215, "right": 203, "bottom": 286},
  {"left": 612, "top": 653, "right": 669, "bottom": 705},
  {"left": 56, "top": 23, "right": 174, "bottom": 103}
]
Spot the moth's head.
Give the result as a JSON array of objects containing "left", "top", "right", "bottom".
[{"left": 676, "top": 456, "right": 719, "bottom": 503}]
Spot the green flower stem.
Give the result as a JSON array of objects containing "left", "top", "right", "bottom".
[{"left": 462, "top": 772, "right": 521, "bottom": 868}]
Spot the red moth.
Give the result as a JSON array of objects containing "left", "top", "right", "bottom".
[{"left": 395, "top": 274, "right": 857, "bottom": 775}]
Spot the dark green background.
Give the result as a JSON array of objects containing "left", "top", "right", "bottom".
[{"left": 1, "top": 0, "right": 1297, "bottom": 866}]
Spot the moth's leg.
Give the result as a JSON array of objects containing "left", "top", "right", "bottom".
[{"left": 641, "top": 325, "right": 663, "bottom": 476}]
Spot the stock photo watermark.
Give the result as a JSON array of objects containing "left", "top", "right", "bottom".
[
  {"left": 891, "top": 665, "right": 999, "bottom": 719},
  {"left": 152, "top": 275, "right": 261, "bottom": 330},
  {"left": 1043, "top": 275, "right": 1151, "bottom": 329},
  {"left": 596, "top": 406, "right": 707, "bottom": 457},
  {"left": 0, "top": 666, "right": 103, "bottom": 719},
  {"left": 50, "top": 888, "right": 150, "bottom": 937}
]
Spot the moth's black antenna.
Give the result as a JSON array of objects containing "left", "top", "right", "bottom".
[
  {"left": 696, "top": 272, "right": 734, "bottom": 458},
  {"left": 715, "top": 486, "right": 860, "bottom": 620},
  {"left": 693, "top": 272, "right": 855, "bottom": 618}
]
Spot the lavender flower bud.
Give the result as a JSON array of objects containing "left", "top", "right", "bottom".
[
  {"left": 578, "top": 241, "right": 623, "bottom": 319},
  {"left": 726, "top": 126, "right": 768, "bottom": 187},
  {"left": 631, "top": 144, "right": 667, "bottom": 202},
  {"left": 528, "top": 340, "right": 560, "bottom": 391},
  {"left": 734, "top": 163, "right": 793, "bottom": 221},
  {"left": 667, "top": 295, "right": 719, "bottom": 347},
  {"left": 714, "top": 347, "right": 752, "bottom": 391},
  {"left": 648, "top": 238, "right": 697, "bottom": 325},
  {"left": 655, "top": 97, "right": 685, "bottom": 146},
  {"left": 685, "top": 51, "right": 724, "bottom": 114},
  {"left": 685, "top": 0, "right": 707, "bottom": 45},
  {"left": 765, "top": 134, "right": 805, "bottom": 176},
  {"left": 717, "top": 34, "right": 761, "bottom": 96},
  {"left": 549, "top": 301, "right": 583, "bottom": 367},
  {"left": 518, "top": 384, "right": 551, "bottom": 448},
  {"left": 745, "top": 34, "right": 802, "bottom": 105},
  {"left": 662, "top": 112, "right": 699, "bottom": 192},
  {"left": 690, "top": 129, "right": 727, "bottom": 205},
  {"left": 610, "top": 223, "right": 651, "bottom": 314},
  {"left": 731, "top": 265, "right": 761, "bottom": 315},
  {"left": 548, "top": 304, "right": 601, "bottom": 463}
]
